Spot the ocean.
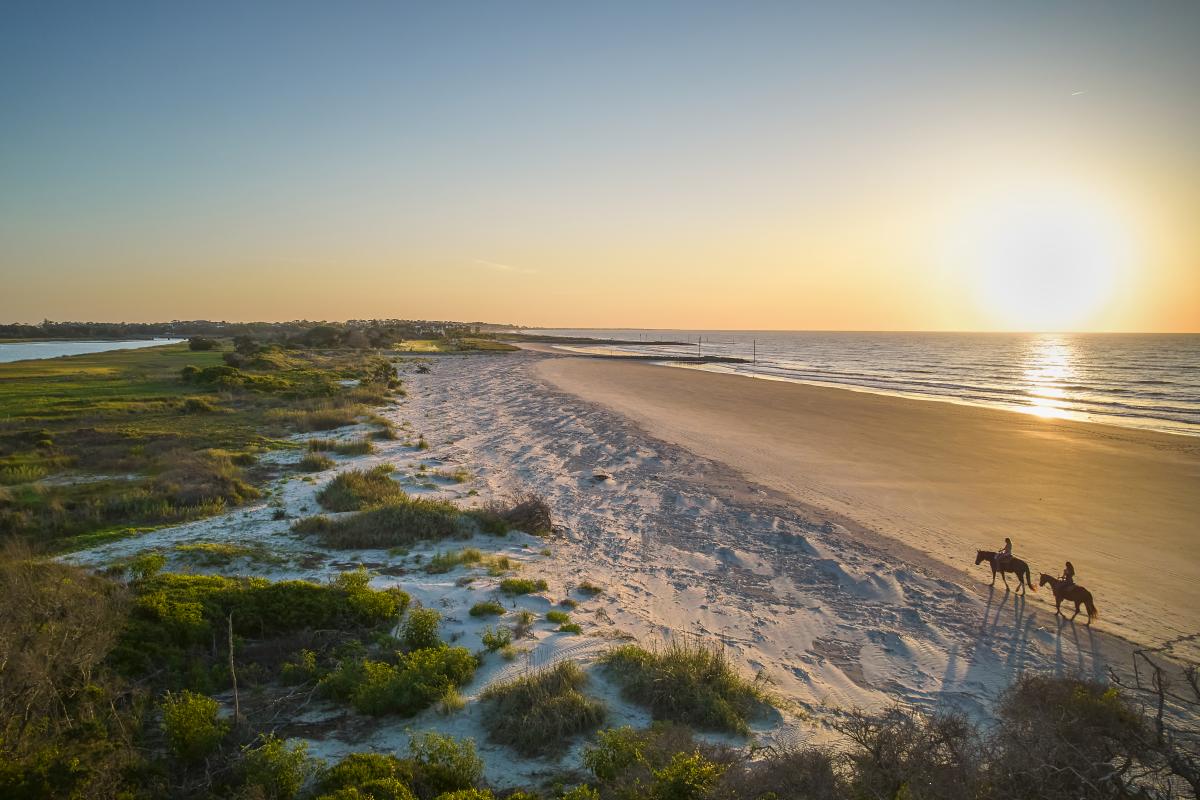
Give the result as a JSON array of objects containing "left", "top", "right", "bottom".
[{"left": 529, "top": 329, "right": 1200, "bottom": 437}]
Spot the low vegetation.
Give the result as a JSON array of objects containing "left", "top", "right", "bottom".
[
  {"left": 469, "top": 600, "right": 506, "bottom": 617},
  {"left": 317, "top": 465, "right": 403, "bottom": 511},
  {"left": 297, "top": 451, "right": 335, "bottom": 472},
  {"left": 425, "top": 547, "right": 483, "bottom": 574},
  {"left": 601, "top": 640, "right": 771, "bottom": 734},
  {"left": 293, "top": 494, "right": 468, "bottom": 549},
  {"left": 499, "top": 576, "right": 548, "bottom": 595},
  {"left": 480, "top": 661, "right": 607, "bottom": 757},
  {"left": 0, "top": 340, "right": 402, "bottom": 549}
]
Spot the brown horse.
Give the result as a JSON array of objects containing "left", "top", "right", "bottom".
[
  {"left": 1039, "top": 573, "right": 1099, "bottom": 625},
  {"left": 975, "top": 550, "right": 1036, "bottom": 594}
]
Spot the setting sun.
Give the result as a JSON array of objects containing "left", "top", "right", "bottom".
[{"left": 959, "top": 188, "right": 1136, "bottom": 331}]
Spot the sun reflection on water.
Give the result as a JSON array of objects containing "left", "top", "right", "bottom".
[{"left": 1019, "top": 336, "right": 1077, "bottom": 420}]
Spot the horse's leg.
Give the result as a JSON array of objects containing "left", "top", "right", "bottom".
[
  {"left": 1055, "top": 596, "right": 1063, "bottom": 616},
  {"left": 1017, "top": 572, "right": 1025, "bottom": 594},
  {"left": 1071, "top": 601, "right": 1080, "bottom": 621},
  {"left": 1001, "top": 571, "right": 1010, "bottom": 591},
  {"left": 990, "top": 568, "right": 996, "bottom": 586}
]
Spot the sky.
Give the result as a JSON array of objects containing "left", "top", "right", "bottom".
[{"left": 1, "top": 0, "right": 1197, "bottom": 331}]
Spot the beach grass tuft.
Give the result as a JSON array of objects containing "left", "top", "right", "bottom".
[
  {"left": 480, "top": 660, "right": 606, "bottom": 756},
  {"left": 600, "top": 639, "right": 770, "bottom": 734},
  {"left": 317, "top": 465, "right": 403, "bottom": 512}
]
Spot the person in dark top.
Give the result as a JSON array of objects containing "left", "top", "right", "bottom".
[
  {"left": 997, "top": 537, "right": 1013, "bottom": 566},
  {"left": 1060, "top": 561, "right": 1076, "bottom": 588}
]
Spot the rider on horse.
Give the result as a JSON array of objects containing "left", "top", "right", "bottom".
[
  {"left": 1059, "top": 561, "right": 1075, "bottom": 589},
  {"left": 997, "top": 537, "right": 1013, "bottom": 567}
]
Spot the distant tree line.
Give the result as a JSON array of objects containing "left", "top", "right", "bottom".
[{"left": 1, "top": 319, "right": 491, "bottom": 347}]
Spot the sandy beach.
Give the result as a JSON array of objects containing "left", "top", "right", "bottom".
[{"left": 537, "top": 355, "right": 1200, "bottom": 658}]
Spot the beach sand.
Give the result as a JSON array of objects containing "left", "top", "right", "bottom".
[{"left": 537, "top": 356, "right": 1200, "bottom": 658}]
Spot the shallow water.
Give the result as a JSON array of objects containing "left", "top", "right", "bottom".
[
  {"left": 0, "top": 338, "right": 183, "bottom": 363},
  {"left": 531, "top": 330, "right": 1200, "bottom": 436}
]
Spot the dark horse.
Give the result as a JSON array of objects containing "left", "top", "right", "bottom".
[
  {"left": 975, "top": 550, "right": 1036, "bottom": 594},
  {"left": 1039, "top": 573, "right": 1099, "bottom": 625}
]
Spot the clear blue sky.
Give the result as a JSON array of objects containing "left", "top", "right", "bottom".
[{"left": 2, "top": 1, "right": 1197, "bottom": 329}]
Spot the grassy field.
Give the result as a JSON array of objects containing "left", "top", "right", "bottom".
[
  {"left": 394, "top": 337, "right": 518, "bottom": 353},
  {"left": 0, "top": 342, "right": 400, "bottom": 550}
]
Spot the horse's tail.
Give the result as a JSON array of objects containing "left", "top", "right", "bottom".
[
  {"left": 1085, "top": 595, "right": 1098, "bottom": 619},
  {"left": 1025, "top": 565, "right": 1037, "bottom": 592}
]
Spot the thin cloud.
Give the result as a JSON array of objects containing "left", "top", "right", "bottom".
[{"left": 473, "top": 258, "right": 537, "bottom": 275}]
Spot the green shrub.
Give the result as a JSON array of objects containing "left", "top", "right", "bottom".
[
  {"left": 469, "top": 600, "right": 505, "bottom": 618},
  {"left": 600, "top": 640, "right": 769, "bottom": 734},
  {"left": 239, "top": 734, "right": 317, "bottom": 800},
  {"left": 432, "top": 791, "right": 493, "bottom": 799},
  {"left": 480, "top": 625, "right": 512, "bottom": 652},
  {"left": 321, "top": 646, "right": 477, "bottom": 716},
  {"left": 129, "top": 551, "right": 166, "bottom": 581},
  {"left": 161, "top": 690, "right": 228, "bottom": 762},
  {"left": 498, "top": 577, "right": 547, "bottom": 596},
  {"left": 546, "top": 610, "right": 571, "bottom": 625},
  {"left": 291, "top": 514, "right": 331, "bottom": 534},
  {"left": 113, "top": 572, "right": 407, "bottom": 682},
  {"left": 188, "top": 336, "right": 219, "bottom": 351},
  {"left": 584, "top": 726, "right": 648, "bottom": 782},
  {"left": 649, "top": 751, "right": 725, "bottom": 800},
  {"left": 304, "top": 496, "right": 467, "bottom": 549},
  {"left": 407, "top": 732, "right": 483, "bottom": 797},
  {"left": 298, "top": 452, "right": 335, "bottom": 472},
  {"left": 318, "top": 466, "right": 404, "bottom": 512},
  {"left": 560, "top": 787, "right": 601, "bottom": 800},
  {"left": 318, "top": 752, "right": 415, "bottom": 798},
  {"left": 480, "top": 661, "right": 606, "bottom": 757},
  {"left": 558, "top": 623, "right": 583, "bottom": 635},
  {"left": 401, "top": 607, "right": 442, "bottom": 651}
]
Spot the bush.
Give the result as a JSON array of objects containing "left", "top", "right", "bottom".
[
  {"left": 402, "top": 607, "right": 442, "bottom": 651},
  {"left": 650, "top": 751, "right": 726, "bottom": 800},
  {"left": 112, "top": 572, "right": 408, "bottom": 682},
  {"left": 303, "top": 496, "right": 467, "bottom": 549},
  {"left": 318, "top": 466, "right": 404, "bottom": 512},
  {"left": 546, "top": 610, "right": 571, "bottom": 625},
  {"left": 318, "top": 752, "right": 415, "bottom": 799},
  {"left": 988, "top": 675, "right": 1152, "bottom": 798},
  {"left": 480, "top": 625, "right": 512, "bottom": 652},
  {"left": 836, "top": 706, "right": 983, "bottom": 800},
  {"left": 469, "top": 600, "right": 505, "bottom": 618},
  {"left": 129, "top": 551, "right": 166, "bottom": 581},
  {"left": 298, "top": 452, "right": 335, "bottom": 472},
  {"left": 407, "top": 732, "right": 484, "bottom": 797},
  {"left": 499, "top": 577, "right": 548, "bottom": 596},
  {"left": 601, "top": 640, "right": 769, "bottom": 734},
  {"left": 161, "top": 690, "right": 228, "bottom": 762},
  {"left": 558, "top": 623, "right": 583, "bottom": 635},
  {"left": 239, "top": 734, "right": 317, "bottom": 800},
  {"left": 188, "top": 336, "right": 219, "bottom": 351},
  {"left": 321, "top": 646, "right": 477, "bottom": 716},
  {"left": 480, "top": 661, "right": 606, "bottom": 756}
]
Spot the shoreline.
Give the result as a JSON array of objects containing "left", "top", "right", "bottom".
[{"left": 536, "top": 354, "right": 1200, "bottom": 660}]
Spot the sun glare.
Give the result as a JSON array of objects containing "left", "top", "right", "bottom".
[{"left": 954, "top": 187, "right": 1135, "bottom": 331}]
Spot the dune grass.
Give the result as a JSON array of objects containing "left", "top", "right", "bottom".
[
  {"left": 480, "top": 661, "right": 606, "bottom": 756},
  {"left": 297, "top": 452, "right": 334, "bottom": 472},
  {"left": 317, "top": 465, "right": 403, "bottom": 512},
  {"left": 295, "top": 495, "right": 467, "bottom": 549},
  {"left": 600, "top": 640, "right": 770, "bottom": 734},
  {"left": 424, "top": 548, "right": 483, "bottom": 574},
  {"left": 498, "top": 577, "right": 548, "bottom": 596}
]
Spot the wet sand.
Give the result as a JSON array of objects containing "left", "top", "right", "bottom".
[{"left": 538, "top": 356, "right": 1200, "bottom": 656}]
